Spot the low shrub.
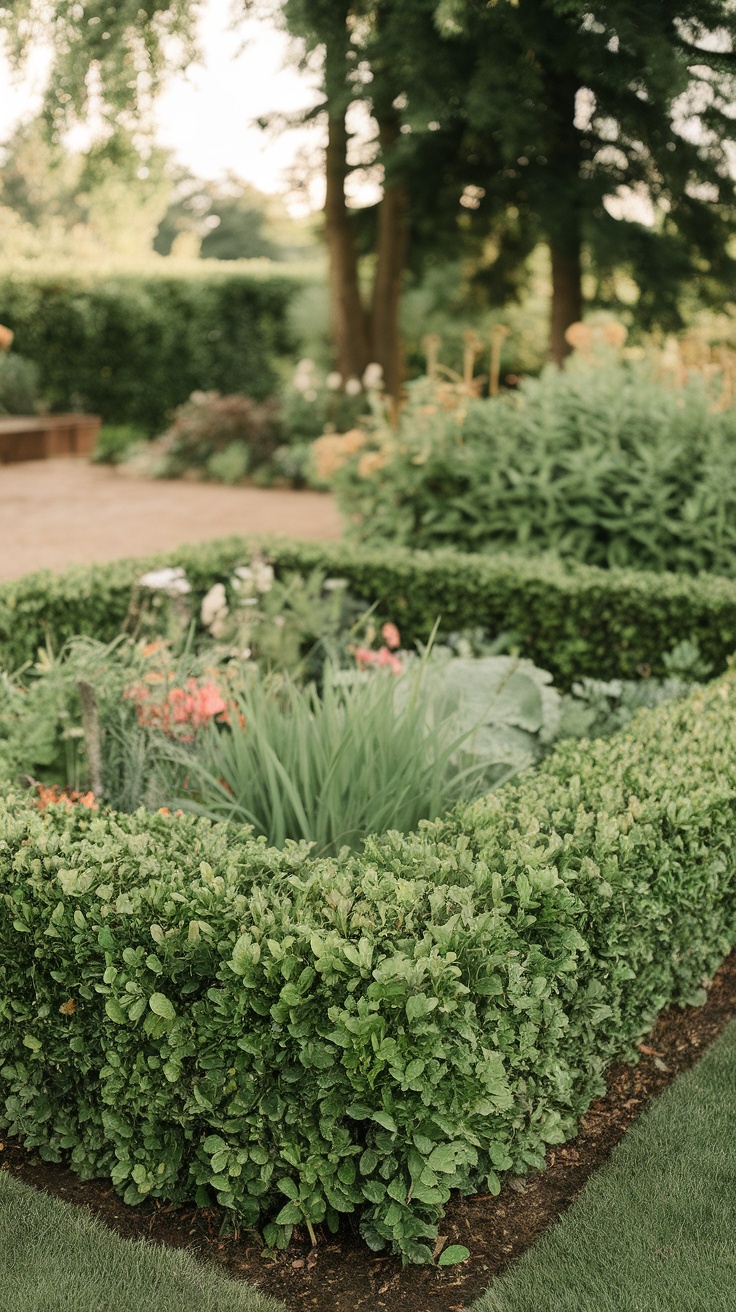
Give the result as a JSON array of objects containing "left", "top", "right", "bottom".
[
  {"left": 91, "top": 425, "right": 147, "bottom": 465},
  {"left": 140, "top": 393, "right": 282, "bottom": 481},
  {"left": 0, "top": 351, "right": 40, "bottom": 415},
  {"left": 0, "top": 264, "right": 302, "bottom": 430},
  {"left": 2, "top": 675, "right": 736, "bottom": 1262},
  {"left": 3, "top": 538, "right": 736, "bottom": 687},
  {"left": 332, "top": 361, "right": 736, "bottom": 575}
]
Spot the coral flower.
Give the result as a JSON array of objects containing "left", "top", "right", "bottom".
[
  {"left": 381, "top": 622, "right": 401, "bottom": 650},
  {"left": 354, "top": 645, "right": 403, "bottom": 675}
]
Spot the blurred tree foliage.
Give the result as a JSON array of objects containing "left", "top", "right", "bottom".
[
  {"left": 0, "top": 119, "right": 171, "bottom": 258},
  {"left": 153, "top": 171, "right": 312, "bottom": 261},
  {"left": 2, "top": 1, "right": 736, "bottom": 380}
]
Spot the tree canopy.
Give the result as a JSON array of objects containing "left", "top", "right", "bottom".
[{"left": 3, "top": 0, "right": 736, "bottom": 377}]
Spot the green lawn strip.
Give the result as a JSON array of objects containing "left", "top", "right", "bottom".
[
  {"left": 473, "top": 1019, "right": 736, "bottom": 1312},
  {"left": 0, "top": 1170, "right": 284, "bottom": 1312}
]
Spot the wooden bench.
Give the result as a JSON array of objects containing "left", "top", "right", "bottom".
[{"left": 0, "top": 414, "right": 102, "bottom": 463}]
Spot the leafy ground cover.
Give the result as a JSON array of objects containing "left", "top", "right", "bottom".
[
  {"left": 0, "top": 1169, "right": 282, "bottom": 1312},
  {"left": 474, "top": 1016, "right": 736, "bottom": 1312}
]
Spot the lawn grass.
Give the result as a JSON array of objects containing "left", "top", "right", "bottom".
[
  {"left": 0, "top": 1170, "right": 284, "bottom": 1312},
  {"left": 473, "top": 1019, "right": 736, "bottom": 1312}
]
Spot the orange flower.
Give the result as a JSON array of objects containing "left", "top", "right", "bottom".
[
  {"left": 35, "top": 786, "right": 98, "bottom": 811},
  {"left": 312, "top": 428, "right": 367, "bottom": 481},
  {"left": 381, "top": 622, "right": 401, "bottom": 650}
]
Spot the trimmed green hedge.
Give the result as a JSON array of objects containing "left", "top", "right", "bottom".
[
  {"left": 2, "top": 677, "right": 736, "bottom": 1262},
  {"left": 0, "top": 264, "right": 303, "bottom": 430},
  {"left": 3, "top": 538, "right": 736, "bottom": 686}
]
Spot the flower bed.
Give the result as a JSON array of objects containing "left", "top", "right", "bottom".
[
  {"left": 2, "top": 669, "right": 736, "bottom": 1263},
  {"left": 3, "top": 537, "right": 736, "bottom": 685},
  {"left": 2, "top": 540, "right": 736, "bottom": 1266}
]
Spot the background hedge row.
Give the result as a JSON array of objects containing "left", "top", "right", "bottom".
[
  {"left": 0, "top": 263, "right": 304, "bottom": 430},
  {"left": 3, "top": 537, "right": 736, "bottom": 685},
  {"left": 2, "top": 676, "right": 736, "bottom": 1261}
]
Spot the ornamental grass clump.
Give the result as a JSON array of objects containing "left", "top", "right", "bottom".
[{"left": 158, "top": 649, "right": 558, "bottom": 854}]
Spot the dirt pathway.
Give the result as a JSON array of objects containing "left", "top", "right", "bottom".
[{"left": 0, "top": 460, "right": 343, "bottom": 582}]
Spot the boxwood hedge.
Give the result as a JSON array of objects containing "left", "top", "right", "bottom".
[
  {"left": 3, "top": 537, "right": 736, "bottom": 686},
  {"left": 2, "top": 676, "right": 736, "bottom": 1262}
]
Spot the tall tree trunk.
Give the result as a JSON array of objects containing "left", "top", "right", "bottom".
[
  {"left": 544, "top": 68, "right": 584, "bottom": 365},
  {"left": 324, "top": 104, "right": 370, "bottom": 383},
  {"left": 549, "top": 237, "right": 583, "bottom": 366},
  {"left": 370, "top": 119, "right": 409, "bottom": 404}
]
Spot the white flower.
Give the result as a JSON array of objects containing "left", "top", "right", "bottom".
[
  {"left": 138, "top": 567, "right": 190, "bottom": 596},
  {"left": 326, "top": 371, "right": 342, "bottom": 390},
  {"left": 292, "top": 358, "right": 316, "bottom": 393},
  {"left": 201, "top": 582, "right": 229, "bottom": 636},
  {"left": 362, "top": 362, "right": 383, "bottom": 390},
  {"left": 232, "top": 559, "right": 273, "bottom": 596},
  {"left": 323, "top": 577, "right": 348, "bottom": 591},
  {"left": 252, "top": 559, "right": 274, "bottom": 593},
  {"left": 345, "top": 376, "right": 362, "bottom": 397}
]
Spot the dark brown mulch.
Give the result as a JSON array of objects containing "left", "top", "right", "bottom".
[{"left": 3, "top": 951, "right": 736, "bottom": 1312}]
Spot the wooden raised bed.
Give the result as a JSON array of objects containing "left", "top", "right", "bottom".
[{"left": 0, "top": 414, "right": 101, "bottom": 464}]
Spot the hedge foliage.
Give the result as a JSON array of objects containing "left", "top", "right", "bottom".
[
  {"left": 0, "top": 263, "right": 303, "bottom": 430},
  {"left": 2, "top": 676, "right": 736, "bottom": 1262},
  {"left": 4, "top": 538, "right": 736, "bottom": 686}
]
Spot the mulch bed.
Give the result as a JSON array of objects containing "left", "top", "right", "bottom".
[{"left": 4, "top": 951, "right": 736, "bottom": 1312}]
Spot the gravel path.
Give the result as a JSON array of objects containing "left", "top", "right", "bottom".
[{"left": 0, "top": 459, "right": 343, "bottom": 582}]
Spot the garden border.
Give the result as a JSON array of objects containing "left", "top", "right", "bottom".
[
  {"left": 3, "top": 536, "right": 736, "bottom": 684},
  {"left": 2, "top": 671, "right": 736, "bottom": 1264}
]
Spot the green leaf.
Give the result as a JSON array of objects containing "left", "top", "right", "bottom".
[
  {"left": 277, "top": 1177, "right": 299, "bottom": 1200},
  {"left": 372, "top": 1111, "right": 397, "bottom": 1133},
  {"left": 202, "top": 1135, "right": 227, "bottom": 1155},
  {"left": 104, "top": 998, "right": 126, "bottom": 1024},
  {"left": 438, "top": 1245, "right": 470, "bottom": 1266},
  {"left": 406, "top": 993, "right": 439, "bottom": 1023},
  {"left": 148, "top": 992, "right": 176, "bottom": 1020},
  {"left": 274, "top": 1202, "right": 302, "bottom": 1226},
  {"left": 427, "top": 1143, "right": 458, "bottom": 1173}
]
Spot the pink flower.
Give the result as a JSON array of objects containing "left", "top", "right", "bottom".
[
  {"left": 191, "top": 679, "right": 228, "bottom": 724},
  {"left": 354, "top": 646, "right": 378, "bottom": 670},
  {"left": 125, "top": 675, "right": 232, "bottom": 735},
  {"left": 381, "top": 622, "right": 401, "bottom": 650},
  {"left": 376, "top": 646, "right": 403, "bottom": 674},
  {"left": 354, "top": 645, "right": 403, "bottom": 675}
]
